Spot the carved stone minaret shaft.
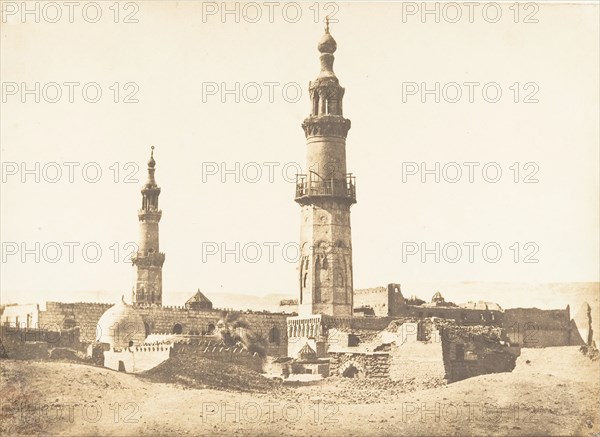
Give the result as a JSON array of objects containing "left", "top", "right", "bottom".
[
  {"left": 131, "top": 146, "right": 165, "bottom": 306},
  {"left": 295, "top": 22, "right": 356, "bottom": 317}
]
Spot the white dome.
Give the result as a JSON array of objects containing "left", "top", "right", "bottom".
[{"left": 96, "top": 296, "right": 147, "bottom": 348}]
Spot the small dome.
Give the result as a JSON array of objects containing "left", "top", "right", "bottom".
[
  {"left": 97, "top": 296, "right": 147, "bottom": 348},
  {"left": 318, "top": 32, "right": 337, "bottom": 54}
]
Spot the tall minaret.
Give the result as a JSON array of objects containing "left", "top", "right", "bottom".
[
  {"left": 131, "top": 146, "right": 165, "bottom": 306},
  {"left": 295, "top": 20, "right": 356, "bottom": 317}
]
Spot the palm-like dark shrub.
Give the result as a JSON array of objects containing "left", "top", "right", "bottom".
[{"left": 216, "top": 312, "right": 268, "bottom": 358}]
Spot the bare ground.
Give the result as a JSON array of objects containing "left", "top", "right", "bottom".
[{"left": 1, "top": 346, "right": 598, "bottom": 436}]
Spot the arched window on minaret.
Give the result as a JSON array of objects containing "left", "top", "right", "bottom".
[
  {"left": 319, "top": 91, "right": 326, "bottom": 115},
  {"left": 313, "top": 92, "right": 319, "bottom": 116},
  {"left": 327, "top": 99, "right": 338, "bottom": 115}
]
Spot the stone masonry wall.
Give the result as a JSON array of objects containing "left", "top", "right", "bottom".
[
  {"left": 388, "top": 329, "right": 446, "bottom": 384},
  {"left": 438, "top": 325, "right": 520, "bottom": 382},
  {"left": 353, "top": 287, "right": 389, "bottom": 317},
  {"left": 353, "top": 284, "right": 405, "bottom": 317},
  {"left": 503, "top": 307, "right": 583, "bottom": 347},
  {"left": 329, "top": 352, "right": 390, "bottom": 378},
  {"left": 36, "top": 302, "right": 289, "bottom": 357},
  {"left": 0, "top": 326, "right": 83, "bottom": 360}
]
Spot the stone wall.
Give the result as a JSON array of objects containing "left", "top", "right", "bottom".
[
  {"left": 172, "top": 341, "right": 263, "bottom": 372},
  {"left": 38, "top": 302, "right": 112, "bottom": 331},
  {"left": 0, "top": 326, "right": 83, "bottom": 360},
  {"left": 388, "top": 325, "right": 446, "bottom": 384},
  {"left": 352, "top": 284, "right": 503, "bottom": 325},
  {"left": 0, "top": 304, "right": 40, "bottom": 328},
  {"left": 31, "top": 301, "right": 288, "bottom": 357},
  {"left": 503, "top": 307, "right": 583, "bottom": 347},
  {"left": 328, "top": 352, "right": 390, "bottom": 378},
  {"left": 438, "top": 323, "right": 520, "bottom": 382},
  {"left": 104, "top": 343, "right": 172, "bottom": 373},
  {"left": 353, "top": 283, "right": 405, "bottom": 317},
  {"left": 399, "top": 305, "right": 503, "bottom": 326},
  {"left": 287, "top": 314, "right": 394, "bottom": 358},
  {"left": 353, "top": 287, "right": 389, "bottom": 317}
]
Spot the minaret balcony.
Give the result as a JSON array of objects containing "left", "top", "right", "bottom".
[
  {"left": 295, "top": 174, "right": 356, "bottom": 204},
  {"left": 131, "top": 251, "right": 165, "bottom": 267},
  {"left": 138, "top": 209, "right": 162, "bottom": 222}
]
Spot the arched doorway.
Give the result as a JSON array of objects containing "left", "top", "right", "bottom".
[{"left": 172, "top": 324, "right": 183, "bottom": 334}]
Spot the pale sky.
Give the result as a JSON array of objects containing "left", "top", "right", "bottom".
[{"left": 1, "top": 2, "right": 599, "bottom": 307}]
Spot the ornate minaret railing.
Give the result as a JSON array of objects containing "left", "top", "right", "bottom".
[{"left": 131, "top": 146, "right": 165, "bottom": 306}]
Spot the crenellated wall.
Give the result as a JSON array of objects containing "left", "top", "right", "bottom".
[
  {"left": 104, "top": 343, "right": 172, "bottom": 373},
  {"left": 172, "top": 341, "right": 263, "bottom": 372},
  {"left": 31, "top": 302, "right": 289, "bottom": 357},
  {"left": 39, "top": 302, "right": 112, "bottom": 331}
]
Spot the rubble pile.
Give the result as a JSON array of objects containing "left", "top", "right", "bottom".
[{"left": 140, "top": 354, "right": 283, "bottom": 393}]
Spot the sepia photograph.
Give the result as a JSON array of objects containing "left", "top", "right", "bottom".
[{"left": 1, "top": 1, "right": 599, "bottom": 436}]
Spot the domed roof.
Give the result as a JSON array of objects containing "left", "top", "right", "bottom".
[
  {"left": 318, "top": 32, "right": 337, "bottom": 54},
  {"left": 297, "top": 342, "right": 317, "bottom": 360},
  {"left": 96, "top": 296, "right": 147, "bottom": 348}
]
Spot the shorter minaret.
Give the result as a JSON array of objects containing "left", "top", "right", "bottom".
[{"left": 131, "top": 146, "right": 165, "bottom": 306}]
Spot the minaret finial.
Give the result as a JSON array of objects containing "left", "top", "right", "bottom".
[
  {"left": 148, "top": 146, "right": 156, "bottom": 169},
  {"left": 325, "top": 16, "right": 330, "bottom": 34}
]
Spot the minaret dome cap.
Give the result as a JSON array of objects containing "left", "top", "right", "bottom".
[
  {"left": 318, "top": 17, "right": 337, "bottom": 54},
  {"left": 148, "top": 146, "right": 156, "bottom": 168},
  {"left": 318, "top": 33, "right": 337, "bottom": 54}
]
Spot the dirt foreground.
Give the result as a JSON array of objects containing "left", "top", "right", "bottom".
[{"left": 1, "top": 346, "right": 598, "bottom": 436}]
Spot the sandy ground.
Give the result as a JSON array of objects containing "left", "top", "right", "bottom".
[{"left": 1, "top": 346, "right": 598, "bottom": 436}]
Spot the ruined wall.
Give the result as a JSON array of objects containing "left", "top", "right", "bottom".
[
  {"left": 399, "top": 305, "right": 503, "bottom": 326},
  {"left": 388, "top": 324, "right": 446, "bottom": 384},
  {"left": 573, "top": 302, "right": 595, "bottom": 347},
  {"left": 0, "top": 326, "right": 83, "bottom": 360},
  {"left": 328, "top": 352, "right": 390, "bottom": 378},
  {"left": 0, "top": 304, "right": 40, "bottom": 328},
  {"left": 503, "top": 307, "right": 582, "bottom": 347},
  {"left": 353, "top": 287, "right": 389, "bottom": 317},
  {"left": 287, "top": 314, "right": 394, "bottom": 358},
  {"left": 353, "top": 283, "right": 405, "bottom": 317},
  {"left": 438, "top": 325, "right": 520, "bottom": 382},
  {"left": 321, "top": 315, "right": 393, "bottom": 332}
]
